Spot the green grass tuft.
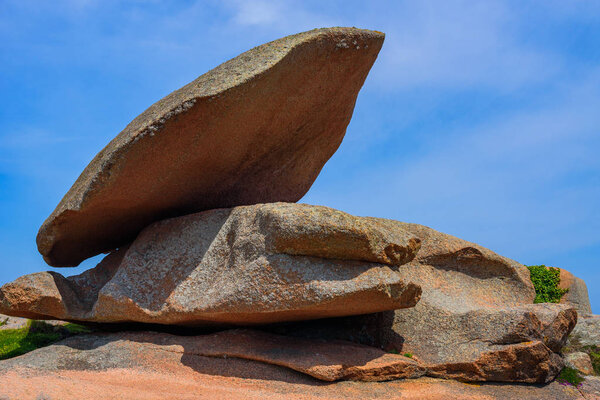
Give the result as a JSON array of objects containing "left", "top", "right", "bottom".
[
  {"left": 557, "top": 367, "right": 585, "bottom": 386},
  {"left": 0, "top": 320, "right": 90, "bottom": 360},
  {"left": 527, "top": 265, "right": 568, "bottom": 303}
]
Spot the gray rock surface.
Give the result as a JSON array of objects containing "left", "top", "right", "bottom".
[
  {"left": 2, "top": 204, "right": 421, "bottom": 326},
  {"left": 36, "top": 27, "right": 385, "bottom": 268},
  {"left": 0, "top": 313, "right": 28, "bottom": 330},
  {"left": 569, "top": 314, "right": 600, "bottom": 347}
]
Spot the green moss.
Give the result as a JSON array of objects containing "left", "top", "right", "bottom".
[
  {"left": 557, "top": 367, "right": 585, "bottom": 386},
  {"left": 0, "top": 320, "right": 90, "bottom": 360},
  {"left": 527, "top": 265, "right": 568, "bottom": 303}
]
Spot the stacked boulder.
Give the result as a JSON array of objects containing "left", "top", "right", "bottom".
[{"left": 0, "top": 27, "right": 581, "bottom": 386}]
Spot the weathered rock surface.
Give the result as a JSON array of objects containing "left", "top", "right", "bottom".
[
  {"left": 403, "top": 304, "right": 574, "bottom": 383},
  {"left": 558, "top": 268, "right": 593, "bottom": 315},
  {"left": 380, "top": 223, "right": 576, "bottom": 383},
  {"left": 569, "top": 314, "right": 600, "bottom": 347},
  {"left": 270, "top": 222, "right": 576, "bottom": 383},
  {"left": 0, "top": 331, "right": 595, "bottom": 399},
  {"left": 565, "top": 352, "right": 595, "bottom": 376},
  {"left": 37, "top": 27, "right": 385, "bottom": 268},
  {"left": 277, "top": 304, "right": 575, "bottom": 383},
  {"left": 2, "top": 204, "right": 421, "bottom": 326},
  {"left": 0, "top": 313, "right": 28, "bottom": 330}
]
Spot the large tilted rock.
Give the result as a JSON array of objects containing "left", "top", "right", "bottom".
[
  {"left": 1, "top": 204, "right": 421, "bottom": 326},
  {"left": 0, "top": 330, "right": 596, "bottom": 400},
  {"left": 37, "top": 27, "right": 385, "bottom": 268},
  {"left": 270, "top": 221, "right": 577, "bottom": 383}
]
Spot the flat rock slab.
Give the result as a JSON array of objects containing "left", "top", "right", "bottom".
[
  {"left": 0, "top": 330, "right": 594, "bottom": 399},
  {"left": 0, "top": 329, "right": 424, "bottom": 382},
  {"left": 193, "top": 329, "right": 426, "bottom": 382},
  {"left": 37, "top": 27, "right": 385, "bottom": 268},
  {"left": 1, "top": 204, "right": 421, "bottom": 326}
]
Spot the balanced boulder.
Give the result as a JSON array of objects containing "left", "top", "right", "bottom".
[
  {"left": 1, "top": 203, "right": 421, "bottom": 326},
  {"left": 37, "top": 27, "right": 385, "bottom": 268}
]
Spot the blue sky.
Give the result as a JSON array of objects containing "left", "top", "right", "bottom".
[{"left": 0, "top": 1, "right": 598, "bottom": 312}]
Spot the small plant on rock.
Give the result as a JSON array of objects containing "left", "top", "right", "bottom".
[
  {"left": 527, "top": 265, "right": 568, "bottom": 303},
  {"left": 557, "top": 367, "right": 585, "bottom": 387}
]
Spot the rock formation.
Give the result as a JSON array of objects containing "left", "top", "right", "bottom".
[
  {"left": 0, "top": 205, "right": 579, "bottom": 383},
  {"left": 0, "top": 26, "right": 593, "bottom": 399}
]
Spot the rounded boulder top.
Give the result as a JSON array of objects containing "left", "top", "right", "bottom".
[{"left": 36, "top": 27, "right": 385, "bottom": 267}]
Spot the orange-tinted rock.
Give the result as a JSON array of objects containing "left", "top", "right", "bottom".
[
  {"left": 557, "top": 268, "right": 592, "bottom": 315},
  {"left": 0, "top": 330, "right": 593, "bottom": 399},
  {"left": 37, "top": 27, "right": 385, "bottom": 268},
  {"left": 564, "top": 351, "right": 595, "bottom": 375},
  {"left": 2, "top": 204, "right": 421, "bottom": 326},
  {"left": 188, "top": 329, "right": 426, "bottom": 382}
]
